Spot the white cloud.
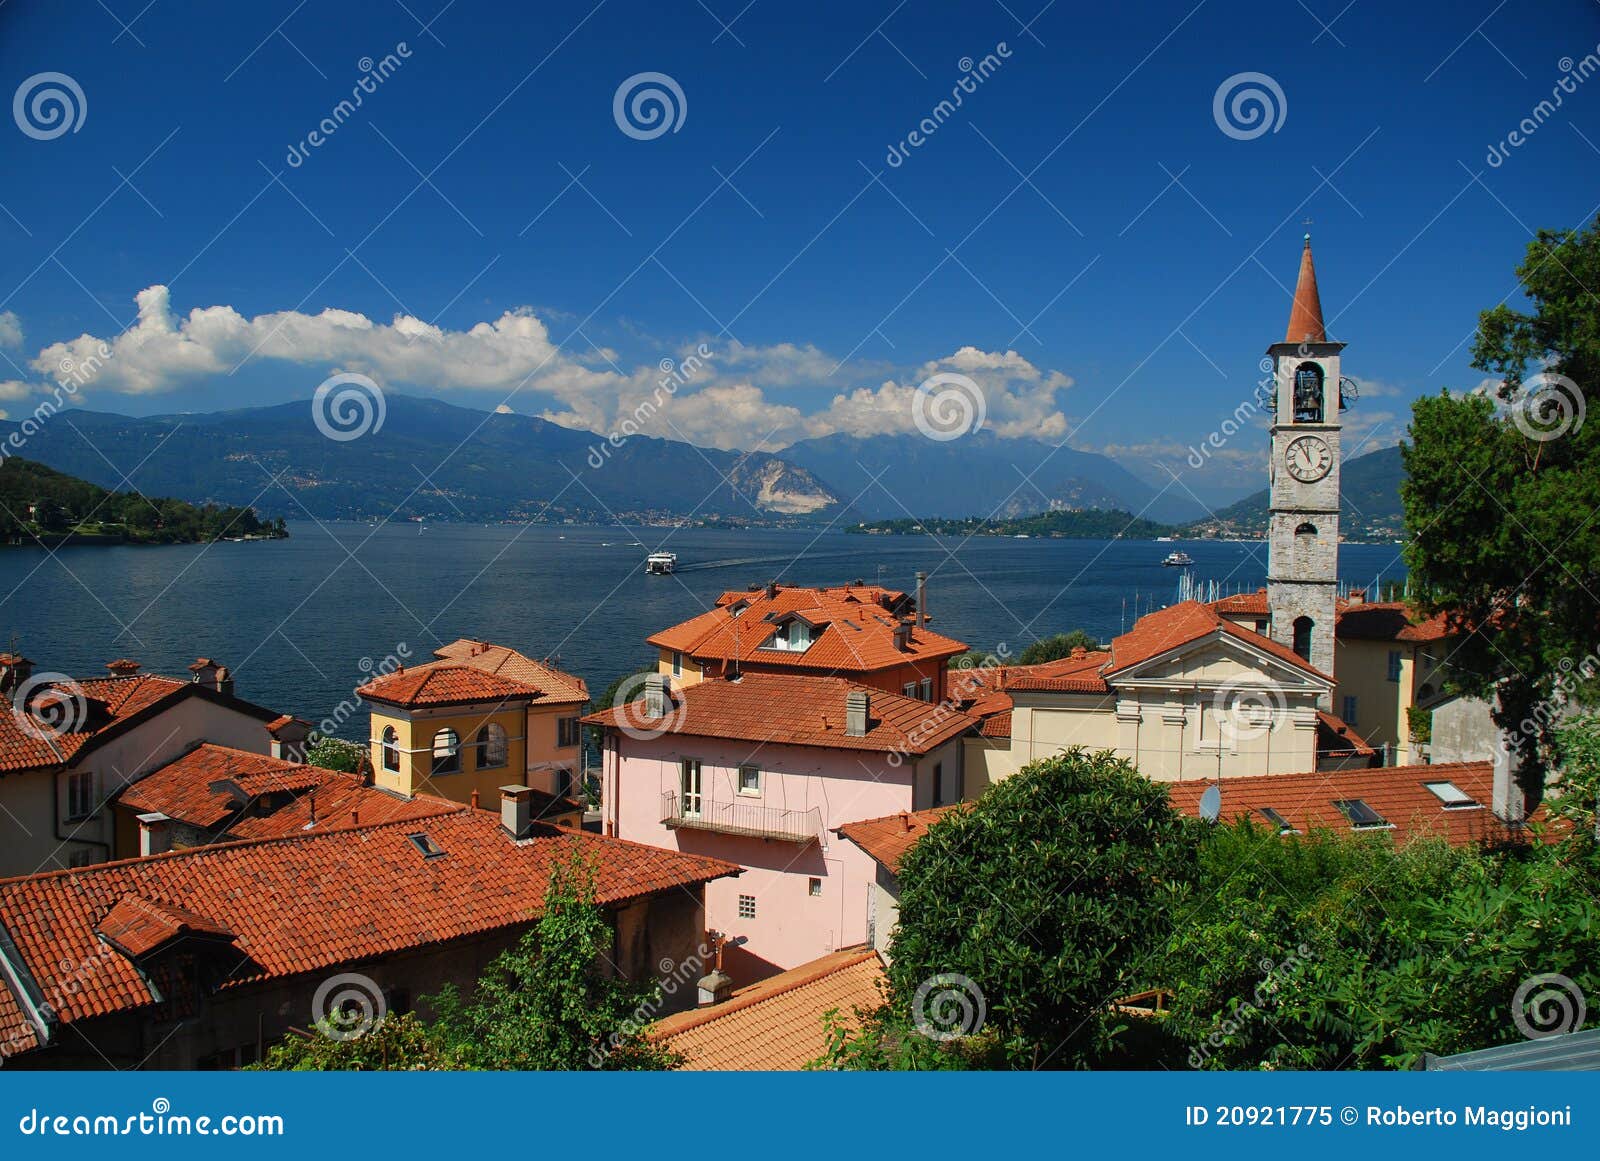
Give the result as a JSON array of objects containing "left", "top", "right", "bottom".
[
  {"left": 0, "top": 380, "right": 34, "bottom": 402},
  {"left": 23, "top": 287, "right": 1080, "bottom": 452},
  {"left": 0, "top": 312, "right": 21, "bottom": 349}
]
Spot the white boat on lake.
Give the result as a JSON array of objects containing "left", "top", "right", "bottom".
[{"left": 645, "top": 551, "right": 677, "bottom": 575}]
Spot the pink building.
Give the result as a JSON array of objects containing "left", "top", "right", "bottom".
[{"left": 586, "top": 673, "right": 974, "bottom": 981}]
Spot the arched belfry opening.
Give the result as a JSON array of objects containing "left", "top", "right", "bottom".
[
  {"left": 1292, "top": 616, "right": 1313, "bottom": 662},
  {"left": 1293, "top": 362, "right": 1324, "bottom": 423}
]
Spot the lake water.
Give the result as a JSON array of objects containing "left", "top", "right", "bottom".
[{"left": 0, "top": 523, "right": 1408, "bottom": 738}]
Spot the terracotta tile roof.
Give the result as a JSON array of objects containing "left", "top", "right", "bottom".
[
  {"left": 648, "top": 584, "right": 967, "bottom": 675},
  {"left": 977, "top": 708, "right": 1012, "bottom": 738},
  {"left": 1165, "top": 761, "right": 1545, "bottom": 848},
  {"left": 1316, "top": 710, "right": 1375, "bottom": 758},
  {"left": 1334, "top": 601, "right": 1455, "bottom": 642},
  {"left": 96, "top": 895, "right": 236, "bottom": 959},
  {"left": 0, "top": 673, "right": 188, "bottom": 773},
  {"left": 430, "top": 639, "right": 589, "bottom": 704},
  {"left": 1285, "top": 236, "right": 1327, "bottom": 344},
  {"left": 653, "top": 948, "right": 886, "bottom": 1070},
  {"left": 584, "top": 673, "right": 977, "bottom": 755},
  {"left": 0, "top": 810, "right": 740, "bottom": 1060},
  {"left": 1211, "top": 590, "right": 1269, "bottom": 617},
  {"left": 836, "top": 805, "right": 960, "bottom": 875},
  {"left": 117, "top": 743, "right": 451, "bottom": 840},
  {"left": 1104, "top": 601, "right": 1332, "bottom": 683},
  {"left": 357, "top": 664, "right": 541, "bottom": 709}
]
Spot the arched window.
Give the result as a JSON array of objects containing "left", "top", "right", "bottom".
[
  {"left": 1294, "top": 521, "right": 1317, "bottom": 537},
  {"left": 1292, "top": 616, "right": 1313, "bottom": 662},
  {"left": 431, "top": 728, "right": 461, "bottom": 775},
  {"left": 381, "top": 725, "right": 399, "bottom": 772},
  {"left": 1292, "top": 363, "right": 1324, "bottom": 423},
  {"left": 475, "top": 723, "right": 508, "bottom": 770}
]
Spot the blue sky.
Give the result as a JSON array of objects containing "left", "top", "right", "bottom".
[{"left": 2, "top": 0, "right": 1598, "bottom": 496}]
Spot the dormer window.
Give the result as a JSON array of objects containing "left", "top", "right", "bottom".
[{"left": 764, "top": 618, "right": 815, "bottom": 651}]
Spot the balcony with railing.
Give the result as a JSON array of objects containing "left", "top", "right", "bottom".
[{"left": 660, "top": 791, "right": 822, "bottom": 844}]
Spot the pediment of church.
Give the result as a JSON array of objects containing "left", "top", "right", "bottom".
[{"left": 1110, "top": 631, "right": 1328, "bottom": 694}]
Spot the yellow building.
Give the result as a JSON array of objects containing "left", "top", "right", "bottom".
[{"left": 358, "top": 639, "right": 589, "bottom": 825}]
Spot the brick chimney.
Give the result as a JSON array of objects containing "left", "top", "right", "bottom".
[
  {"left": 1346, "top": 588, "right": 1367, "bottom": 606},
  {"left": 845, "top": 689, "right": 869, "bottom": 737},
  {"left": 915, "top": 570, "right": 927, "bottom": 628},
  {"left": 0, "top": 653, "right": 33, "bottom": 697},
  {"left": 500, "top": 785, "right": 534, "bottom": 839},
  {"left": 105, "top": 659, "right": 141, "bottom": 676},
  {"left": 267, "top": 716, "right": 311, "bottom": 762},
  {"left": 893, "top": 621, "right": 912, "bottom": 652},
  {"left": 137, "top": 812, "right": 173, "bottom": 857}
]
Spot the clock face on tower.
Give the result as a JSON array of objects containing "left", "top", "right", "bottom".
[{"left": 1284, "top": 435, "right": 1332, "bottom": 482}]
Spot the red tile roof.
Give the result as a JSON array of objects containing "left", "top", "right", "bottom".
[
  {"left": 1316, "top": 711, "right": 1375, "bottom": 758},
  {"left": 835, "top": 805, "right": 961, "bottom": 875},
  {"left": 430, "top": 639, "right": 589, "bottom": 704},
  {"left": 1285, "top": 236, "right": 1327, "bottom": 344},
  {"left": 585, "top": 673, "right": 977, "bottom": 755},
  {"left": 648, "top": 584, "right": 966, "bottom": 675},
  {"left": 357, "top": 664, "right": 542, "bottom": 709},
  {"left": 1, "top": 673, "right": 187, "bottom": 773},
  {"left": 1165, "top": 761, "right": 1543, "bottom": 847},
  {"left": 118, "top": 744, "right": 451, "bottom": 840},
  {"left": 96, "top": 895, "right": 236, "bottom": 959},
  {"left": 1105, "top": 600, "right": 1332, "bottom": 682},
  {"left": 652, "top": 948, "right": 886, "bottom": 1070},
  {"left": 0, "top": 810, "right": 739, "bottom": 1060},
  {"left": 1211, "top": 590, "right": 1269, "bottom": 618},
  {"left": 1210, "top": 591, "right": 1459, "bottom": 645}
]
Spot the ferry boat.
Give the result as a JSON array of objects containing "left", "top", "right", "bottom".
[
  {"left": 1161, "top": 550, "right": 1195, "bottom": 567},
  {"left": 644, "top": 551, "right": 677, "bottom": 575}
]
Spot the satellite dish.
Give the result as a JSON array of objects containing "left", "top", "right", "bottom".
[{"left": 1199, "top": 784, "right": 1222, "bottom": 824}]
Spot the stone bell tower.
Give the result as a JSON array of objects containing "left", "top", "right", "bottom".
[{"left": 1266, "top": 236, "right": 1344, "bottom": 689}]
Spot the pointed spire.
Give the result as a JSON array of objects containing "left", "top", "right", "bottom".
[{"left": 1285, "top": 234, "right": 1326, "bottom": 343}]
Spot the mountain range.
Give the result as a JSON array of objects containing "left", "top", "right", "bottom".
[
  {"left": 1, "top": 395, "right": 1402, "bottom": 532},
  {"left": 1185, "top": 444, "right": 1407, "bottom": 539}
]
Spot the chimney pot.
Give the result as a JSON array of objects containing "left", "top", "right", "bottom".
[
  {"left": 643, "top": 673, "right": 670, "bottom": 720},
  {"left": 696, "top": 969, "right": 734, "bottom": 1007},
  {"left": 137, "top": 812, "right": 173, "bottom": 857},
  {"left": 915, "top": 570, "right": 927, "bottom": 628}
]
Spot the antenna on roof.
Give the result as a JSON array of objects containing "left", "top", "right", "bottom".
[{"left": 1199, "top": 784, "right": 1222, "bottom": 824}]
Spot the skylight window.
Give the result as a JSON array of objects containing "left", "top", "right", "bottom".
[
  {"left": 1423, "top": 781, "right": 1479, "bottom": 810},
  {"left": 1256, "top": 807, "right": 1299, "bottom": 835},
  {"left": 1333, "top": 799, "right": 1390, "bottom": 830},
  {"left": 407, "top": 833, "right": 446, "bottom": 859}
]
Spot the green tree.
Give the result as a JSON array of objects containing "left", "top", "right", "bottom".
[
  {"left": 257, "top": 854, "right": 681, "bottom": 1071},
  {"left": 1016, "top": 629, "right": 1102, "bottom": 666},
  {"left": 830, "top": 750, "right": 1198, "bottom": 1069},
  {"left": 1401, "top": 217, "right": 1600, "bottom": 794}
]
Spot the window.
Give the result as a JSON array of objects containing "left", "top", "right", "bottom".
[
  {"left": 1292, "top": 616, "right": 1313, "bottom": 662},
  {"left": 1334, "top": 798, "right": 1390, "bottom": 830},
  {"left": 737, "top": 894, "right": 756, "bottom": 919},
  {"left": 407, "top": 832, "right": 447, "bottom": 859},
  {"left": 1386, "top": 650, "right": 1403, "bottom": 682},
  {"left": 67, "top": 849, "right": 96, "bottom": 869},
  {"left": 1256, "top": 807, "right": 1299, "bottom": 835},
  {"left": 903, "top": 681, "right": 918, "bottom": 698},
  {"left": 1424, "top": 781, "right": 1480, "bottom": 810},
  {"left": 1294, "top": 521, "right": 1318, "bottom": 537},
  {"left": 671, "top": 651, "right": 683, "bottom": 677},
  {"left": 1292, "top": 362, "right": 1324, "bottom": 423},
  {"left": 431, "top": 728, "right": 461, "bottom": 775},
  {"left": 557, "top": 715, "right": 581, "bottom": 748},
  {"left": 808, "top": 877, "right": 823, "bottom": 897},
  {"left": 556, "top": 767, "right": 575, "bottom": 800},
  {"left": 1341, "top": 695, "right": 1359, "bottom": 726},
  {"left": 737, "top": 763, "right": 761, "bottom": 796},
  {"left": 930, "top": 762, "right": 945, "bottom": 807},
  {"left": 65, "top": 769, "right": 95, "bottom": 820},
  {"left": 920, "top": 677, "right": 933, "bottom": 701},
  {"left": 679, "top": 759, "right": 703, "bottom": 818},
  {"left": 475, "top": 723, "right": 508, "bottom": 770},
  {"left": 381, "top": 725, "right": 399, "bottom": 772}
]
